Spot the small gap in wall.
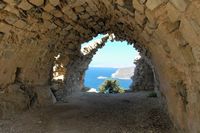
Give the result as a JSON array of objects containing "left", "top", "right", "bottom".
[
  {"left": 15, "top": 67, "right": 22, "bottom": 83},
  {"left": 52, "top": 53, "right": 65, "bottom": 82}
]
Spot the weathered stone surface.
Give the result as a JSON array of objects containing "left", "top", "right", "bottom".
[
  {"left": 28, "top": 0, "right": 44, "bottom": 6},
  {"left": 116, "top": 0, "right": 124, "bottom": 6},
  {"left": 50, "top": 9, "right": 63, "bottom": 18},
  {"left": 0, "top": 22, "right": 11, "bottom": 33},
  {"left": 0, "top": 0, "right": 200, "bottom": 132},
  {"left": 0, "top": 84, "right": 30, "bottom": 118},
  {"left": 166, "top": 21, "right": 180, "bottom": 33},
  {"left": 49, "top": 0, "right": 60, "bottom": 6},
  {"left": 130, "top": 57, "right": 155, "bottom": 91},
  {"left": 133, "top": 0, "right": 145, "bottom": 13},
  {"left": 169, "top": 0, "right": 189, "bottom": 12},
  {"left": 62, "top": 6, "right": 77, "bottom": 20},
  {"left": 166, "top": 2, "right": 181, "bottom": 22},
  {"left": 42, "top": 12, "right": 53, "bottom": 20},
  {"left": 3, "top": 0, "right": 19, "bottom": 5},
  {"left": 4, "top": 5, "right": 19, "bottom": 16},
  {"left": 146, "top": 0, "right": 166, "bottom": 10},
  {"left": 4, "top": 14, "right": 18, "bottom": 24},
  {"left": 43, "top": 3, "right": 55, "bottom": 12},
  {"left": 18, "top": 0, "right": 33, "bottom": 11},
  {"left": 61, "top": 34, "right": 111, "bottom": 100},
  {"left": 14, "top": 20, "right": 27, "bottom": 28},
  {"left": 0, "top": 32, "right": 4, "bottom": 42},
  {"left": 0, "top": 1, "right": 6, "bottom": 9},
  {"left": 74, "top": 6, "right": 85, "bottom": 13},
  {"left": 135, "top": 10, "right": 146, "bottom": 26},
  {"left": 33, "top": 86, "right": 56, "bottom": 106}
]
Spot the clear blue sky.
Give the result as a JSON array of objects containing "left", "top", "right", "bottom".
[{"left": 82, "top": 34, "right": 140, "bottom": 68}]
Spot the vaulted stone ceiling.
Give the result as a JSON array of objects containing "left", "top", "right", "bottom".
[{"left": 0, "top": 0, "right": 200, "bottom": 132}]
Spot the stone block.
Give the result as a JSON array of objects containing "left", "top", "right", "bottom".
[
  {"left": 166, "top": 2, "right": 181, "bottom": 22},
  {"left": 181, "top": 45, "right": 196, "bottom": 65},
  {"left": 0, "top": 22, "right": 11, "bottom": 33},
  {"left": 4, "top": 5, "right": 19, "bottom": 16},
  {"left": 146, "top": 0, "right": 166, "bottom": 10},
  {"left": 28, "top": 0, "right": 44, "bottom": 6},
  {"left": 180, "top": 18, "right": 200, "bottom": 45},
  {"left": 14, "top": 20, "right": 27, "bottom": 29},
  {"left": 0, "top": 84, "right": 30, "bottom": 118},
  {"left": 62, "top": 6, "right": 77, "bottom": 21},
  {"left": 133, "top": 0, "right": 145, "bottom": 13},
  {"left": 85, "top": 6, "right": 92, "bottom": 12},
  {"left": 74, "top": 6, "right": 85, "bottom": 13},
  {"left": 4, "top": 14, "right": 18, "bottom": 24},
  {"left": 3, "top": 0, "right": 19, "bottom": 5},
  {"left": 145, "top": 9, "right": 157, "bottom": 26},
  {"left": 162, "top": 43, "right": 171, "bottom": 54},
  {"left": 42, "top": 12, "right": 53, "bottom": 20},
  {"left": 135, "top": 10, "right": 146, "bottom": 26},
  {"left": 167, "top": 21, "right": 180, "bottom": 33},
  {"left": 169, "top": 0, "right": 189, "bottom": 12},
  {"left": 174, "top": 31, "right": 188, "bottom": 47},
  {"left": 50, "top": 9, "right": 63, "bottom": 18},
  {"left": 49, "top": 0, "right": 60, "bottom": 6},
  {"left": 145, "top": 23, "right": 155, "bottom": 34},
  {"left": 187, "top": 1, "right": 200, "bottom": 26},
  {"left": 0, "top": 32, "right": 4, "bottom": 42},
  {"left": 139, "top": 0, "right": 147, "bottom": 4},
  {"left": 86, "top": 1, "right": 98, "bottom": 11},
  {"left": 140, "top": 30, "right": 151, "bottom": 42},
  {"left": 0, "top": 1, "right": 6, "bottom": 9},
  {"left": 33, "top": 85, "right": 56, "bottom": 106},
  {"left": 191, "top": 44, "right": 200, "bottom": 63},
  {"left": 43, "top": 20, "right": 57, "bottom": 30},
  {"left": 2, "top": 50, "right": 14, "bottom": 59},
  {"left": 190, "top": 19, "right": 200, "bottom": 36},
  {"left": 18, "top": 0, "right": 33, "bottom": 11},
  {"left": 80, "top": 13, "right": 90, "bottom": 19},
  {"left": 116, "top": 0, "right": 124, "bottom": 6},
  {"left": 43, "top": 3, "right": 55, "bottom": 12},
  {"left": 54, "top": 19, "right": 64, "bottom": 27}
]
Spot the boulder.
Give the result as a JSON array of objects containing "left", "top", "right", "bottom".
[
  {"left": 0, "top": 84, "right": 30, "bottom": 118},
  {"left": 33, "top": 85, "right": 57, "bottom": 106}
]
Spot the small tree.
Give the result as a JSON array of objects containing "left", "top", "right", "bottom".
[{"left": 99, "top": 79, "right": 125, "bottom": 93}]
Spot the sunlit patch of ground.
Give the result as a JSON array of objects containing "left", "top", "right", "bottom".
[{"left": 87, "top": 88, "right": 99, "bottom": 93}]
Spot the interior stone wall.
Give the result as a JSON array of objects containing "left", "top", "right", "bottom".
[{"left": 0, "top": 0, "right": 200, "bottom": 132}]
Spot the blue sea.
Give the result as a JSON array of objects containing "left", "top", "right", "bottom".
[{"left": 84, "top": 67, "right": 133, "bottom": 91}]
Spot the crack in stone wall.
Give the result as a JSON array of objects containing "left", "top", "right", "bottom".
[{"left": 0, "top": 0, "right": 200, "bottom": 132}]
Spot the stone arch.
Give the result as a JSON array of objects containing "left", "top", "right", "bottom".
[{"left": 0, "top": 0, "right": 200, "bottom": 132}]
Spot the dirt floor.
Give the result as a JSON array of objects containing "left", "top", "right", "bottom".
[{"left": 0, "top": 91, "right": 176, "bottom": 133}]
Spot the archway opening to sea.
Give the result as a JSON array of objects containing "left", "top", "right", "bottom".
[{"left": 81, "top": 34, "right": 140, "bottom": 93}]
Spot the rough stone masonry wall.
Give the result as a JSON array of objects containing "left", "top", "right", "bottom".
[
  {"left": 130, "top": 56, "right": 155, "bottom": 91},
  {"left": 51, "top": 34, "right": 110, "bottom": 101},
  {"left": 59, "top": 34, "right": 110, "bottom": 101},
  {"left": 0, "top": 0, "right": 200, "bottom": 132}
]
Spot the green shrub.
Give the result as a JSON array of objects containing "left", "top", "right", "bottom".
[
  {"left": 118, "top": 89, "right": 125, "bottom": 94},
  {"left": 99, "top": 79, "right": 125, "bottom": 94},
  {"left": 148, "top": 91, "right": 157, "bottom": 98}
]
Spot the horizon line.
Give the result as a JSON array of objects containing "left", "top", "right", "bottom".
[{"left": 89, "top": 65, "right": 135, "bottom": 69}]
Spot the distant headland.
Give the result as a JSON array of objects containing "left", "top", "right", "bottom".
[{"left": 111, "top": 67, "right": 135, "bottom": 80}]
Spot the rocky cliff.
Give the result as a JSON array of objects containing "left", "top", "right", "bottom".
[{"left": 112, "top": 67, "right": 135, "bottom": 79}]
